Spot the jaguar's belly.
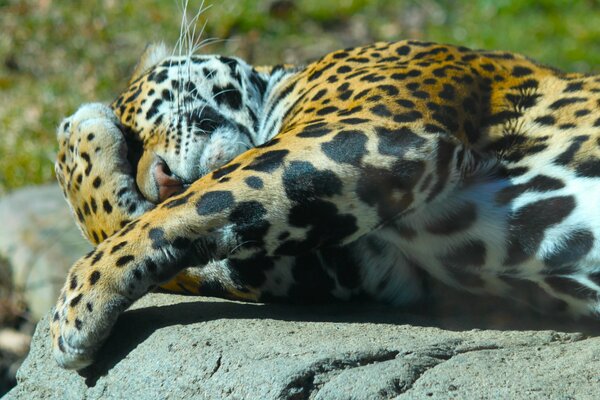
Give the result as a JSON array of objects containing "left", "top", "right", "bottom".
[{"left": 380, "top": 165, "right": 600, "bottom": 315}]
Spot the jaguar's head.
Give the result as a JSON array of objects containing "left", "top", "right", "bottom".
[{"left": 112, "top": 43, "right": 269, "bottom": 203}]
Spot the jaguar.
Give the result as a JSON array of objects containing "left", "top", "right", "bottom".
[{"left": 52, "top": 38, "right": 600, "bottom": 369}]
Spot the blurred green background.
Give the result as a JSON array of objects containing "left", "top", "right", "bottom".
[{"left": 1, "top": 0, "right": 600, "bottom": 194}]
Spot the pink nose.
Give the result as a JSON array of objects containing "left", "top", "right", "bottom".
[{"left": 154, "top": 161, "right": 184, "bottom": 202}]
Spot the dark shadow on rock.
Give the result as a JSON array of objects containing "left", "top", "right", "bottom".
[{"left": 79, "top": 291, "right": 600, "bottom": 386}]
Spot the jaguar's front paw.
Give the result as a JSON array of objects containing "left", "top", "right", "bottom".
[{"left": 50, "top": 280, "right": 132, "bottom": 370}]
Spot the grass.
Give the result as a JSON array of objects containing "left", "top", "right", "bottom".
[{"left": 1, "top": 0, "right": 599, "bottom": 193}]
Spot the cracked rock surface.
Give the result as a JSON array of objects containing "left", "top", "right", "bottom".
[{"left": 6, "top": 293, "right": 600, "bottom": 399}]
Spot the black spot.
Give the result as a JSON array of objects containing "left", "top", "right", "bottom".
[
  {"left": 480, "top": 63, "right": 495, "bottom": 72},
  {"left": 360, "top": 73, "right": 385, "bottom": 83},
  {"left": 186, "top": 105, "right": 224, "bottom": 134},
  {"left": 229, "top": 201, "right": 270, "bottom": 249},
  {"left": 495, "top": 175, "right": 565, "bottom": 205},
  {"left": 375, "top": 126, "right": 427, "bottom": 158},
  {"left": 317, "top": 106, "right": 339, "bottom": 116},
  {"left": 544, "top": 229, "right": 594, "bottom": 270},
  {"left": 504, "top": 196, "right": 576, "bottom": 266},
  {"left": 196, "top": 191, "right": 235, "bottom": 215},
  {"left": 354, "top": 89, "right": 370, "bottom": 100},
  {"left": 161, "top": 89, "right": 174, "bottom": 101},
  {"left": 512, "top": 66, "right": 533, "bottom": 77},
  {"left": 128, "top": 203, "right": 138, "bottom": 214},
  {"left": 244, "top": 176, "right": 264, "bottom": 189},
  {"left": 149, "top": 228, "right": 168, "bottom": 249},
  {"left": 321, "top": 130, "right": 368, "bottom": 165},
  {"left": 229, "top": 201, "right": 267, "bottom": 224},
  {"left": 559, "top": 123, "right": 576, "bottom": 130},
  {"left": 102, "top": 200, "right": 112, "bottom": 214},
  {"left": 74, "top": 319, "right": 82, "bottom": 330},
  {"left": 89, "top": 271, "right": 101, "bottom": 285},
  {"left": 229, "top": 253, "right": 274, "bottom": 288},
  {"left": 297, "top": 124, "right": 332, "bottom": 138},
  {"left": 243, "top": 150, "right": 289, "bottom": 173},
  {"left": 426, "top": 139, "right": 456, "bottom": 202},
  {"left": 438, "top": 84, "right": 455, "bottom": 100},
  {"left": 282, "top": 161, "right": 343, "bottom": 203},
  {"left": 505, "top": 92, "right": 540, "bottom": 110},
  {"left": 92, "top": 177, "right": 102, "bottom": 188},
  {"left": 333, "top": 51, "right": 349, "bottom": 59},
  {"left": 90, "top": 198, "right": 97, "bottom": 214},
  {"left": 151, "top": 69, "right": 169, "bottom": 83},
  {"left": 83, "top": 201, "right": 91, "bottom": 216},
  {"left": 548, "top": 97, "right": 587, "bottom": 110},
  {"left": 307, "top": 66, "right": 327, "bottom": 81},
  {"left": 564, "top": 82, "right": 583, "bottom": 92},
  {"left": 505, "top": 167, "right": 529, "bottom": 177},
  {"left": 426, "top": 202, "right": 477, "bottom": 234},
  {"left": 576, "top": 159, "right": 600, "bottom": 177},
  {"left": 347, "top": 57, "right": 370, "bottom": 63},
  {"left": 91, "top": 251, "right": 104, "bottom": 266},
  {"left": 70, "top": 294, "right": 83, "bottom": 307},
  {"left": 357, "top": 161, "right": 424, "bottom": 220},
  {"left": 396, "top": 45, "right": 411, "bottom": 55},
  {"left": 378, "top": 85, "right": 399, "bottom": 96},
  {"left": 554, "top": 135, "right": 588, "bottom": 166},
  {"left": 338, "top": 90, "right": 353, "bottom": 101},
  {"left": 393, "top": 110, "right": 422, "bottom": 123},
  {"left": 396, "top": 99, "right": 416, "bottom": 108},
  {"left": 145, "top": 98, "right": 163, "bottom": 120},
  {"left": 368, "top": 104, "right": 391, "bottom": 117},
  {"left": 339, "top": 117, "right": 369, "bottom": 124},
  {"left": 69, "top": 275, "right": 78, "bottom": 290},
  {"left": 164, "top": 192, "right": 194, "bottom": 209},
  {"left": 311, "top": 89, "right": 327, "bottom": 101},
  {"left": 212, "top": 163, "right": 241, "bottom": 180},
  {"left": 79, "top": 152, "right": 92, "bottom": 176},
  {"left": 86, "top": 302, "right": 93, "bottom": 312},
  {"left": 483, "top": 110, "right": 522, "bottom": 127},
  {"left": 212, "top": 84, "right": 242, "bottom": 109},
  {"left": 116, "top": 255, "right": 135, "bottom": 267},
  {"left": 118, "top": 220, "right": 139, "bottom": 237},
  {"left": 546, "top": 276, "right": 597, "bottom": 299},
  {"left": 276, "top": 199, "right": 358, "bottom": 255}
]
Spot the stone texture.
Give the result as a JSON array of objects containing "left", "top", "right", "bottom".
[
  {"left": 7, "top": 293, "right": 600, "bottom": 399},
  {"left": 0, "top": 184, "right": 91, "bottom": 320}
]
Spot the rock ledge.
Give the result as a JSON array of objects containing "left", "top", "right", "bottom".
[{"left": 6, "top": 293, "right": 600, "bottom": 399}]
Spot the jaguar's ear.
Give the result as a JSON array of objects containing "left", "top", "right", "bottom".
[{"left": 129, "top": 43, "right": 170, "bottom": 83}]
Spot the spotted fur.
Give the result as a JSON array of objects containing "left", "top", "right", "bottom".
[{"left": 53, "top": 40, "right": 600, "bottom": 369}]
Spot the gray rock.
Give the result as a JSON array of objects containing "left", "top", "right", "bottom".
[
  {"left": 6, "top": 293, "right": 600, "bottom": 399},
  {"left": 0, "top": 184, "right": 91, "bottom": 320}
]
